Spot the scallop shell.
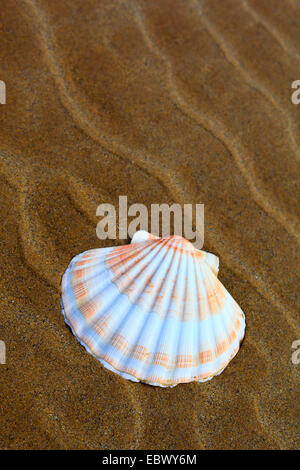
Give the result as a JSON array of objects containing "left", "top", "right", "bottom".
[{"left": 61, "top": 231, "right": 245, "bottom": 387}]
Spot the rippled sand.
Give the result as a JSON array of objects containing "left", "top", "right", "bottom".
[{"left": 0, "top": 0, "right": 299, "bottom": 449}]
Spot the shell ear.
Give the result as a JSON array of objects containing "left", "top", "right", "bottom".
[
  {"left": 131, "top": 230, "right": 159, "bottom": 244},
  {"left": 197, "top": 250, "right": 219, "bottom": 277}
]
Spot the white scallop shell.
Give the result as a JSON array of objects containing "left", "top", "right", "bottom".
[{"left": 61, "top": 231, "right": 245, "bottom": 387}]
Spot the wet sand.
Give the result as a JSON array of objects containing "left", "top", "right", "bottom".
[{"left": 0, "top": 0, "right": 299, "bottom": 449}]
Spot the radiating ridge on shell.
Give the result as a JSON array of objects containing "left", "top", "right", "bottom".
[{"left": 61, "top": 231, "right": 246, "bottom": 387}]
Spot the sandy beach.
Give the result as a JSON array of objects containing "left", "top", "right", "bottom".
[{"left": 0, "top": 0, "right": 299, "bottom": 449}]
